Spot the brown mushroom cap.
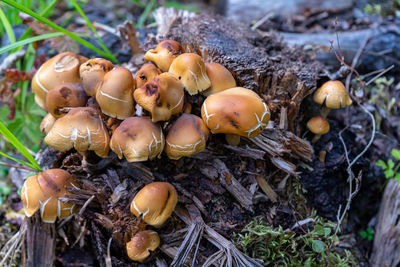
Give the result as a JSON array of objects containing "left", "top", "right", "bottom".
[
  {"left": 126, "top": 230, "right": 160, "bottom": 262},
  {"left": 21, "top": 169, "right": 79, "bottom": 223},
  {"left": 135, "top": 63, "right": 162, "bottom": 89},
  {"left": 313, "top": 80, "right": 352, "bottom": 109},
  {"left": 130, "top": 182, "right": 178, "bottom": 228},
  {"left": 134, "top": 72, "right": 184, "bottom": 122},
  {"left": 168, "top": 53, "right": 211, "bottom": 95},
  {"left": 46, "top": 83, "right": 88, "bottom": 119},
  {"left": 40, "top": 113, "right": 56, "bottom": 134},
  {"left": 201, "top": 87, "right": 270, "bottom": 138},
  {"left": 31, "top": 52, "right": 87, "bottom": 110},
  {"left": 144, "top": 40, "right": 183, "bottom": 72},
  {"left": 79, "top": 58, "right": 114, "bottom": 96},
  {"left": 307, "top": 116, "right": 330, "bottom": 135},
  {"left": 44, "top": 107, "right": 110, "bottom": 158},
  {"left": 203, "top": 63, "right": 236, "bottom": 96},
  {"left": 96, "top": 67, "right": 135, "bottom": 119},
  {"left": 110, "top": 117, "right": 164, "bottom": 162},
  {"left": 165, "top": 114, "right": 209, "bottom": 160}
]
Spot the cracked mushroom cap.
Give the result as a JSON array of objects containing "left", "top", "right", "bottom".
[
  {"left": 307, "top": 116, "right": 330, "bottom": 135},
  {"left": 32, "top": 52, "right": 88, "bottom": 110},
  {"left": 201, "top": 87, "right": 271, "bottom": 138},
  {"left": 96, "top": 67, "right": 135, "bottom": 119},
  {"left": 40, "top": 113, "right": 56, "bottom": 134},
  {"left": 21, "top": 169, "right": 79, "bottom": 223},
  {"left": 44, "top": 107, "right": 110, "bottom": 158},
  {"left": 313, "top": 80, "right": 352, "bottom": 109},
  {"left": 165, "top": 114, "right": 209, "bottom": 160},
  {"left": 168, "top": 53, "right": 211, "bottom": 95},
  {"left": 46, "top": 83, "right": 88, "bottom": 119},
  {"left": 130, "top": 182, "right": 178, "bottom": 228},
  {"left": 110, "top": 117, "right": 164, "bottom": 162},
  {"left": 79, "top": 58, "right": 114, "bottom": 96},
  {"left": 134, "top": 72, "right": 184, "bottom": 122},
  {"left": 126, "top": 230, "right": 160, "bottom": 262},
  {"left": 135, "top": 63, "right": 162, "bottom": 89},
  {"left": 144, "top": 40, "right": 183, "bottom": 72},
  {"left": 203, "top": 62, "right": 236, "bottom": 96}
]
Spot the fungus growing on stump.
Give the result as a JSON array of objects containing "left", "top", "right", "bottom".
[
  {"left": 79, "top": 58, "right": 114, "bottom": 96},
  {"left": 203, "top": 62, "right": 236, "bottom": 96},
  {"left": 144, "top": 39, "right": 183, "bottom": 72},
  {"left": 307, "top": 116, "right": 330, "bottom": 143},
  {"left": 126, "top": 230, "right": 160, "bottom": 262},
  {"left": 135, "top": 63, "right": 162, "bottom": 88},
  {"left": 313, "top": 80, "right": 352, "bottom": 117},
  {"left": 40, "top": 113, "right": 56, "bottom": 134}
]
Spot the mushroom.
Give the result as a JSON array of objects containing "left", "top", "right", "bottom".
[
  {"left": 46, "top": 83, "right": 88, "bottom": 119},
  {"left": 135, "top": 63, "right": 162, "bottom": 89},
  {"left": 96, "top": 67, "right": 135, "bottom": 119},
  {"left": 126, "top": 230, "right": 160, "bottom": 262},
  {"left": 21, "top": 169, "right": 79, "bottom": 223},
  {"left": 307, "top": 116, "right": 330, "bottom": 143},
  {"left": 168, "top": 53, "right": 211, "bottom": 95},
  {"left": 313, "top": 80, "right": 352, "bottom": 117},
  {"left": 144, "top": 40, "right": 183, "bottom": 72},
  {"left": 165, "top": 114, "right": 209, "bottom": 159},
  {"left": 79, "top": 58, "right": 114, "bottom": 96},
  {"left": 130, "top": 182, "right": 178, "bottom": 228},
  {"left": 203, "top": 62, "right": 236, "bottom": 96},
  {"left": 31, "top": 52, "right": 87, "bottom": 110},
  {"left": 44, "top": 107, "right": 110, "bottom": 158},
  {"left": 134, "top": 72, "right": 184, "bottom": 122},
  {"left": 110, "top": 117, "right": 164, "bottom": 162},
  {"left": 40, "top": 113, "right": 56, "bottom": 134}
]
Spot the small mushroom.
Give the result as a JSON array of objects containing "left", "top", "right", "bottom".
[
  {"left": 130, "top": 182, "right": 178, "bottom": 228},
  {"left": 31, "top": 52, "right": 87, "bottom": 110},
  {"left": 135, "top": 63, "right": 162, "bottom": 88},
  {"left": 144, "top": 40, "right": 183, "bottom": 72},
  {"left": 46, "top": 83, "right": 88, "bottom": 119},
  {"left": 96, "top": 67, "right": 135, "bottom": 119},
  {"left": 134, "top": 72, "right": 184, "bottom": 122},
  {"left": 126, "top": 230, "right": 160, "bottom": 262},
  {"left": 44, "top": 107, "right": 110, "bottom": 158},
  {"left": 79, "top": 58, "right": 114, "bottom": 96},
  {"left": 110, "top": 117, "right": 164, "bottom": 162},
  {"left": 202, "top": 62, "right": 236, "bottom": 96},
  {"left": 168, "top": 53, "right": 211, "bottom": 95},
  {"left": 165, "top": 114, "right": 209, "bottom": 159},
  {"left": 307, "top": 116, "right": 330, "bottom": 143},
  {"left": 313, "top": 80, "right": 352, "bottom": 117},
  {"left": 21, "top": 169, "right": 79, "bottom": 223},
  {"left": 40, "top": 113, "right": 56, "bottom": 134}
]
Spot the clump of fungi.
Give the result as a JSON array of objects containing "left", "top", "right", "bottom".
[{"left": 27, "top": 39, "right": 272, "bottom": 262}]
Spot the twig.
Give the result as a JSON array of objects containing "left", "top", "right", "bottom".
[
  {"left": 0, "top": 49, "right": 26, "bottom": 75},
  {"left": 0, "top": 161, "right": 38, "bottom": 172},
  {"left": 365, "top": 64, "right": 395, "bottom": 86},
  {"left": 290, "top": 209, "right": 307, "bottom": 235},
  {"left": 251, "top": 12, "right": 274, "bottom": 31}
]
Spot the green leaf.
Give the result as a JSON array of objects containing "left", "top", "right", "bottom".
[
  {"left": 376, "top": 160, "right": 387, "bottom": 170},
  {"left": 0, "top": 32, "right": 64, "bottom": 55},
  {"left": 392, "top": 149, "right": 400, "bottom": 160},
  {"left": 0, "top": 6, "right": 16, "bottom": 44},
  {"left": 312, "top": 240, "right": 325, "bottom": 253},
  {"left": 385, "top": 169, "right": 394, "bottom": 179},
  {"left": 359, "top": 231, "right": 367, "bottom": 239},
  {"left": 395, "top": 173, "right": 400, "bottom": 184}
]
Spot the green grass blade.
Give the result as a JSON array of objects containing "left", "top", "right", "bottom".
[
  {"left": 0, "top": 151, "right": 37, "bottom": 169},
  {"left": 136, "top": 0, "right": 156, "bottom": 28},
  {"left": 0, "top": 32, "right": 63, "bottom": 54},
  {"left": 0, "top": 6, "right": 16, "bottom": 43},
  {"left": 128, "top": 0, "right": 146, "bottom": 8}
]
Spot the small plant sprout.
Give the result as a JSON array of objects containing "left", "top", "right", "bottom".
[{"left": 376, "top": 148, "right": 400, "bottom": 184}]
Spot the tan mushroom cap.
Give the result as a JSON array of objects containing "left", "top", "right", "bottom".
[
  {"left": 44, "top": 107, "right": 110, "bottom": 158},
  {"left": 203, "top": 63, "right": 236, "bottom": 96},
  {"left": 165, "top": 114, "right": 209, "bottom": 160},
  {"left": 144, "top": 40, "right": 183, "bottom": 72},
  {"left": 201, "top": 87, "right": 270, "bottom": 138},
  {"left": 313, "top": 80, "right": 352, "bottom": 109},
  {"left": 134, "top": 72, "right": 184, "bottom": 122},
  {"left": 79, "top": 58, "right": 114, "bottom": 96},
  {"left": 96, "top": 67, "right": 135, "bottom": 119},
  {"left": 168, "top": 53, "right": 211, "bottom": 95},
  {"left": 46, "top": 83, "right": 88, "bottom": 119},
  {"left": 307, "top": 116, "right": 330, "bottom": 135},
  {"left": 126, "top": 230, "right": 160, "bottom": 262},
  {"left": 135, "top": 63, "right": 161, "bottom": 89},
  {"left": 32, "top": 52, "right": 87, "bottom": 110},
  {"left": 130, "top": 182, "right": 178, "bottom": 228},
  {"left": 110, "top": 117, "right": 164, "bottom": 162},
  {"left": 21, "top": 169, "right": 79, "bottom": 223},
  {"left": 40, "top": 113, "right": 56, "bottom": 134}
]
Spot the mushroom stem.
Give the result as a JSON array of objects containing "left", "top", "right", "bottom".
[
  {"left": 225, "top": 134, "right": 240, "bottom": 146},
  {"left": 320, "top": 106, "right": 331, "bottom": 118},
  {"left": 311, "top": 134, "right": 322, "bottom": 143}
]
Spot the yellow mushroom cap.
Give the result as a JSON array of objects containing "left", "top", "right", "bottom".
[
  {"left": 126, "top": 230, "right": 160, "bottom": 262},
  {"left": 96, "top": 67, "right": 135, "bottom": 119},
  {"left": 40, "top": 113, "right": 56, "bottom": 134},
  {"left": 203, "top": 63, "right": 236, "bottom": 96},
  {"left": 307, "top": 116, "right": 330, "bottom": 135},
  {"left": 31, "top": 52, "right": 87, "bottom": 110},
  {"left": 135, "top": 63, "right": 162, "bottom": 89},
  {"left": 201, "top": 87, "right": 271, "bottom": 138},
  {"left": 313, "top": 80, "right": 352, "bottom": 109},
  {"left": 110, "top": 117, "right": 164, "bottom": 162},
  {"left": 21, "top": 169, "right": 79, "bottom": 223},
  {"left": 79, "top": 58, "right": 114, "bottom": 96},
  {"left": 165, "top": 114, "right": 209, "bottom": 160},
  {"left": 44, "top": 107, "right": 110, "bottom": 158},
  {"left": 168, "top": 53, "right": 211, "bottom": 95},
  {"left": 130, "top": 182, "right": 178, "bottom": 228},
  {"left": 134, "top": 72, "right": 184, "bottom": 122},
  {"left": 144, "top": 40, "right": 183, "bottom": 72}
]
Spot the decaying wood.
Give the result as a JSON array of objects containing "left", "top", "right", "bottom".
[
  {"left": 370, "top": 179, "right": 400, "bottom": 267},
  {"left": 256, "top": 175, "right": 278, "bottom": 203}
]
